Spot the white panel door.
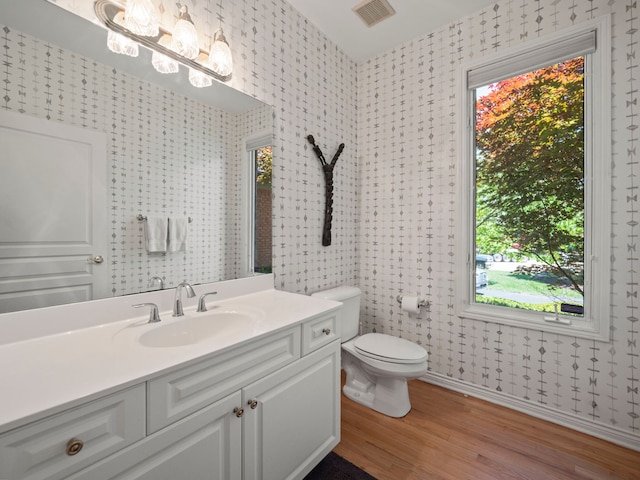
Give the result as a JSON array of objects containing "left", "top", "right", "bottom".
[{"left": 0, "top": 110, "right": 108, "bottom": 313}]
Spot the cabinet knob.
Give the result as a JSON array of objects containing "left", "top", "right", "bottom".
[
  {"left": 248, "top": 399, "right": 258, "bottom": 409},
  {"left": 233, "top": 407, "right": 244, "bottom": 418},
  {"left": 66, "top": 438, "right": 84, "bottom": 456},
  {"left": 322, "top": 328, "right": 331, "bottom": 335}
]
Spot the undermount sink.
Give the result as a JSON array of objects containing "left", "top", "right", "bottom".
[{"left": 139, "top": 308, "right": 261, "bottom": 348}]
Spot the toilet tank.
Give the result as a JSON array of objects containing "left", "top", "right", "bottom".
[{"left": 312, "top": 286, "right": 361, "bottom": 341}]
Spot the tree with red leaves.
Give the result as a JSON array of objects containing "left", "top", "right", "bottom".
[{"left": 475, "top": 57, "right": 585, "bottom": 295}]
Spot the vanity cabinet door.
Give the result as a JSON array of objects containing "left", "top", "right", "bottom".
[
  {"left": 242, "top": 341, "right": 340, "bottom": 480},
  {"left": 67, "top": 391, "right": 242, "bottom": 480},
  {"left": 0, "top": 385, "right": 145, "bottom": 480}
]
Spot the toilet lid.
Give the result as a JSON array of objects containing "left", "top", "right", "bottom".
[{"left": 354, "top": 333, "right": 428, "bottom": 364}]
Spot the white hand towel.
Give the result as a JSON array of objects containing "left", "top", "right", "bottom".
[
  {"left": 168, "top": 216, "right": 188, "bottom": 252},
  {"left": 144, "top": 216, "right": 168, "bottom": 253}
]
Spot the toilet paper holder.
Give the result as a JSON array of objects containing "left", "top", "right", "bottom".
[{"left": 396, "top": 295, "right": 429, "bottom": 309}]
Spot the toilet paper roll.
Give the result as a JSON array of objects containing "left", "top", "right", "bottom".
[{"left": 401, "top": 295, "right": 420, "bottom": 314}]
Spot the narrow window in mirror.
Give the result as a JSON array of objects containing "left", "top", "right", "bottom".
[{"left": 251, "top": 145, "right": 272, "bottom": 273}]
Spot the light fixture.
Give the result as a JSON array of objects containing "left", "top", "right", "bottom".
[
  {"left": 188, "top": 68, "right": 212, "bottom": 88},
  {"left": 106, "top": 11, "right": 139, "bottom": 57},
  {"left": 107, "top": 30, "right": 139, "bottom": 56},
  {"left": 94, "top": 0, "right": 233, "bottom": 86},
  {"left": 124, "top": 0, "right": 159, "bottom": 37},
  {"left": 208, "top": 28, "right": 233, "bottom": 77},
  {"left": 170, "top": 5, "right": 199, "bottom": 60},
  {"left": 152, "top": 35, "right": 179, "bottom": 74}
]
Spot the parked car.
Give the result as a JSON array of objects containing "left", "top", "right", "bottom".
[
  {"left": 476, "top": 254, "right": 493, "bottom": 269},
  {"left": 490, "top": 249, "right": 528, "bottom": 262},
  {"left": 475, "top": 269, "right": 488, "bottom": 288},
  {"left": 475, "top": 255, "right": 490, "bottom": 288}
]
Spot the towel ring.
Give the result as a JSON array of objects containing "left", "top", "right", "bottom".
[{"left": 137, "top": 214, "right": 193, "bottom": 223}]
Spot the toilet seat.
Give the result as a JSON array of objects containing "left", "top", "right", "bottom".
[{"left": 354, "top": 333, "right": 427, "bottom": 364}]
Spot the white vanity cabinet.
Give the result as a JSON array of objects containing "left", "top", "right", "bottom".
[
  {"left": 3, "top": 308, "right": 341, "bottom": 480},
  {"left": 243, "top": 341, "right": 340, "bottom": 480}
]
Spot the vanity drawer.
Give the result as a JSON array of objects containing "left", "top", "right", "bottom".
[
  {"left": 147, "top": 326, "right": 300, "bottom": 434},
  {"left": 0, "top": 385, "right": 145, "bottom": 480},
  {"left": 301, "top": 310, "right": 340, "bottom": 356}
]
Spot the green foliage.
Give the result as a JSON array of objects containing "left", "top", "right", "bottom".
[
  {"left": 254, "top": 265, "right": 272, "bottom": 274},
  {"left": 475, "top": 294, "right": 558, "bottom": 313},
  {"left": 256, "top": 145, "right": 272, "bottom": 187},
  {"left": 475, "top": 57, "right": 585, "bottom": 296}
]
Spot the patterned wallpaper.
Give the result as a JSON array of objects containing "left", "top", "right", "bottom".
[
  {"left": 3, "top": 0, "right": 636, "bottom": 447},
  {"left": 223, "top": 0, "right": 360, "bottom": 294},
  {"left": 131, "top": 0, "right": 361, "bottom": 294},
  {"left": 357, "top": 0, "right": 638, "bottom": 442}
]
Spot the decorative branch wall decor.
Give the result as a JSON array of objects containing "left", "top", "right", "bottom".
[{"left": 307, "top": 135, "right": 345, "bottom": 246}]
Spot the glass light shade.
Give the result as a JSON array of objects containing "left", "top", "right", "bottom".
[
  {"left": 152, "top": 34, "right": 179, "bottom": 74},
  {"left": 208, "top": 29, "right": 233, "bottom": 77},
  {"left": 152, "top": 51, "right": 179, "bottom": 74},
  {"left": 188, "top": 68, "right": 212, "bottom": 88},
  {"left": 107, "top": 30, "right": 139, "bottom": 57},
  {"left": 124, "top": 0, "right": 159, "bottom": 37},
  {"left": 170, "top": 8, "right": 200, "bottom": 60}
]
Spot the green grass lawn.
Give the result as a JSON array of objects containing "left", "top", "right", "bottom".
[
  {"left": 475, "top": 295, "right": 558, "bottom": 312},
  {"left": 476, "top": 268, "right": 583, "bottom": 315},
  {"left": 484, "top": 269, "right": 583, "bottom": 299}
]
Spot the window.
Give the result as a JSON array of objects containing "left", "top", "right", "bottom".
[
  {"left": 456, "top": 16, "right": 611, "bottom": 340},
  {"left": 246, "top": 134, "right": 273, "bottom": 275}
]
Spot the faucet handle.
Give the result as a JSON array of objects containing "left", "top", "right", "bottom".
[
  {"left": 133, "top": 303, "right": 161, "bottom": 323},
  {"left": 197, "top": 292, "right": 218, "bottom": 312}
]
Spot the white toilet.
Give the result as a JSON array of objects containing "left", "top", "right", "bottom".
[{"left": 312, "top": 286, "right": 428, "bottom": 418}]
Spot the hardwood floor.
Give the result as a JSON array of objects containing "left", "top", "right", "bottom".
[{"left": 333, "top": 379, "right": 640, "bottom": 480}]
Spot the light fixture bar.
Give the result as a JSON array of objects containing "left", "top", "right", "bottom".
[{"left": 94, "top": 0, "right": 232, "bottom": 82}]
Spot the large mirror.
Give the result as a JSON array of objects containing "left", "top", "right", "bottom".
[{"left": 0, "top": 0, "right": 274, "bottom": 314}]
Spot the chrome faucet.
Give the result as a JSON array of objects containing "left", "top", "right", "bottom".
[
  {"left": 148, "top": 275, "right": 164, "bottom": 290},
  {"left": 173, "top": 281, "right": 196, "bottom": 317}
]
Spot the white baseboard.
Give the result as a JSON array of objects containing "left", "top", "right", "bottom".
[{"left": 420, "top": 371, "right": 640, "bottom": 452}]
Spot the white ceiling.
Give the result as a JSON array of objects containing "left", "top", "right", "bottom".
[{"left": 287, "top": 0, "right": 497, "bottom": 62}]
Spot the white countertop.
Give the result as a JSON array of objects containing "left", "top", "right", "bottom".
[{"left": 0, "top": 281, "right": 341, "bottom": 434}]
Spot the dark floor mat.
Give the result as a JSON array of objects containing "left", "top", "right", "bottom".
[{"left": 304, "top": 452, "right": 377, "bottom": 480}]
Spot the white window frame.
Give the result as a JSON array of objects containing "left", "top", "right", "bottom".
[
  {"left": 456, "top": 16, "right": 612, "bottom": 341},
  {"left": 243, "top": 132, "right": 273, "bottom": 276}
]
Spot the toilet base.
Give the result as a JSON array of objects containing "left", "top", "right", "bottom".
[
  {"left": 342, "top": 351, "right": 412, "bottom": 418},
  {"left": 343, "top": 376, "right": 411, "bottom": 418}
]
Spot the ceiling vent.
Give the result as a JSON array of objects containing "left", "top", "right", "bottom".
[{"left": 352, "top": 0, "right": 396, "bottom": 28}]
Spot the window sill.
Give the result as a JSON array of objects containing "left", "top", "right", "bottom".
[{"left": 458, "top": 302, "right": 610, "bottom": 342}]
